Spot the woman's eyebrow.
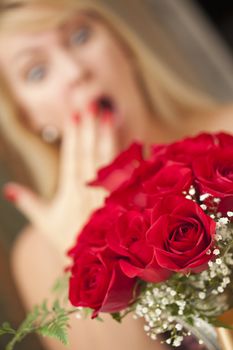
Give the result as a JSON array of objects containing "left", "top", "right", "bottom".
[
  {"left": 12, "top": 47, "right": 43, "bottom": 62},
  {"left": 60, "top": 14, "right": 89, "bottom": 30}
]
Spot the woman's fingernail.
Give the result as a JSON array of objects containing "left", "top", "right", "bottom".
[
  {"left": 88, "top": 101, "right": 99, "bottom": 115},
  {"left": 72, "top": 113, "right": 80, "bottom": 124},
  {"left": 3, "top": 187, "right": 19, "bottom": 203},
  {"left": 101, "top": 110, "right": 114, "bottom": 125}
]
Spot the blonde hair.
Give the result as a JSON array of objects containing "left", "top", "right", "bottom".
[{"left": 0, "top": 0, "right": 216, "bottom": 197}]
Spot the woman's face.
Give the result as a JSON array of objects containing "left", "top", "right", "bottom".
[{"left": 0, "top": 9, "right": 150, "bottom": 141}]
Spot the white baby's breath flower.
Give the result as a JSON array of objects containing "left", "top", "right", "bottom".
[
  {"left": 189, "top": 187, "right": 196, "bottom": 196},
  {"left": 175, "top": 323, "right": 183, "bottom": 331},
  {"left": 173, "top": 340, "right": 181, "bottom": 347},
  {"left": 212, "top": 290, "right": 218, "bottom": 295},
  {"left": 155, "top": 308, "right": 162, "bottom": 316},
  {"left": 213, "top": 249, "right": 220, "bottom": 255},
  {"left": 152, "top": 288, "right": 159, "bottom": 296},
  {"left": 210, "top": 271, "right": 216, "bottom": 278},
  {"left": 162, "top": 298, "right": 168, "bottom": 305},
  {"left": 215, "top": 234, "right": 223, "bottom": 241},
  {"left": 217, "top": 286, "right": 224, "bottom": 293},
  {"left": 142, "top": 307, "right": 148, "bottom": 314},
  {"left": 223, "top": 277, "right": 230, "bottom": 284},
  {"left": 216, "top": 258, "right": 222, "bottom": 265},
  {"left": 185, "top": 195, "right": 192, "bottom": 200},
  {"left": 198, "top": 292, "right": 206, "bottom": 300},
  {"left": 173, "top": 336, "right": 183, "bottom": 347},
  {"left": 200, "top": 193, "right": 210, "bottom": 201},
  {"left": 200, "top": 204, "right": 207, "bottom": 211},
  {"left": 168, "top": 316, "right": 174, "bottom": 322},
  {"left": 213, "top": 198, "right": 220, "bottom": 204},
  {"left": 219, "top": 217, "right": 229, "bottom": 225}
]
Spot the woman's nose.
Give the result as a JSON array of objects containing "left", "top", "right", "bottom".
[{"left": 58, "top": 50, "right": 89, "bottom": 86}]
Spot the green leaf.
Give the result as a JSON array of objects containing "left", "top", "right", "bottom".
[
  {"left": 52, "top": 299, "right": 62, "bottom": 312},
  {"left": 111, "top": 313, "right": 122, "bottom": 323},
  {"left": 0, "top": 322, "right": 16, "bottom": 336},
  {"left": 19, "top": 305, "right": 40, "bottom": 331},
  {"left": 2, "top": 273, "right": 78, "bottom": 349},
  {"left": 38, "top": 324, "right": 69, "bottom": 345},
  {"left": 52, "top": 274, "right": 70, "bottom": 296},
  {"left": 83, "top": 308, "right": 93, "bottom": 318},
  {"left": 41, "top": 300, "right": 49, "bottom": 313}
]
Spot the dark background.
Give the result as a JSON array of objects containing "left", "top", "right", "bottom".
[{"left": 194, "top": 0, "right": 233, "bottom": 50}]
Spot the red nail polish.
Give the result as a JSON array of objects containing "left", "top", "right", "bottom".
[
  {"left": 72, "top": 113, "right": 80, "bottom": 124},
  {"left": 88, "top": 101, "right": 99, "bottom": 115},
  {"left": 101, "top": 110, "right": 113, "bottom": 125},
  {"left": 3, "top": 187, "right": 18, "bottom": 203}
]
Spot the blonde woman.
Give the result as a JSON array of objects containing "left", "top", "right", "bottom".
[{"left": 0, "top": 0, "right": 233, "bottom": 349}]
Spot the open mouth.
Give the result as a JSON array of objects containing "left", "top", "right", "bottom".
[
  {"left": 87, "top": 94, "right": 123, "bottom": 126},
  {"left": 94, "top": 95, "right": 116, "bottom": 115}
]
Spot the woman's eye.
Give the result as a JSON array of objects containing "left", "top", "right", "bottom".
[
  {"left": 26, "top": 65, "right": 47, "bottom": 82},
  {"left": 69, "top": 26, "right": 91, "bottom": 46}
]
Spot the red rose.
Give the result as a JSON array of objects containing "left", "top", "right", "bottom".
[
  {"left": 218, "top": 196, "right": 233, "bottom": 217},
  {"left": 67, "top": 204, "right": 125, "bottom": 258},
  {"left": 215, "top": 132, "right": 233, "bottom": 148},
  {"left": 143, "top": 162, "right": 193, "bottom": 198},
  {"left": 193, "top": 148, "right": 233, "bottom": 199},
  {"left": 106, "top": 160, "right": 193, "bottom": 211},
  {"left": 69, "top": 249, "right": 137, "bottom": 318},
  {"left": 151, "top": 133, "right": 216, "bottom": 165},
  {"left": 147, "top": 195, "right": 216, "bottom": 273},
  {"left": 107, "top": 210, "right": 172, "bottom": 283},
  {"left": 88, "top": 142, "right": 143, "bottom": 192},
  {"left": 106, "top": 158, "right": 164, "bottom": 210}
]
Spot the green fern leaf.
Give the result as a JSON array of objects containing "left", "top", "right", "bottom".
[
  {"left": 38, "top": 323, "right": 69, "bottom": 345},
  {"left": 0, "top": 322, "right": 16, "bottom": 336}
]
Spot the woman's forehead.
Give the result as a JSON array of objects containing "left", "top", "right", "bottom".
[
  {"left": 0, "top": 9, "right": 91, "bottom": 50},
  {"left": 0, "top": 4, "right": 90, "bottom": 33},
  {"left": 0, "top": 30, "right": 57, "bottom": 59}
]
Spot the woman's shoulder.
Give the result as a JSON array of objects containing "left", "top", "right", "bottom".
[
  {"left": 10, "top": 225, "right": 64, "bottom": 304},
  {"left": 11, "top": 225, "right": 49, "bottom": 266}
]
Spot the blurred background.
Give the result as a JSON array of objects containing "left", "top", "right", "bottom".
[
  {"left": 195, "top": 0, "right": 233, "bottom": 50},
  {"left": 0, "top": 0, "right": 233, "bottom": 349}
]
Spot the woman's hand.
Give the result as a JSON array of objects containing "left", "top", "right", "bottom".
[{"left": 3, "top": 109, "right": 116, "bottom": 260}]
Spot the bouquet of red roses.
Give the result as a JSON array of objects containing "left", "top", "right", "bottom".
[{"left": 68, "top": 132, "right": 233, "bottom": 347}]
